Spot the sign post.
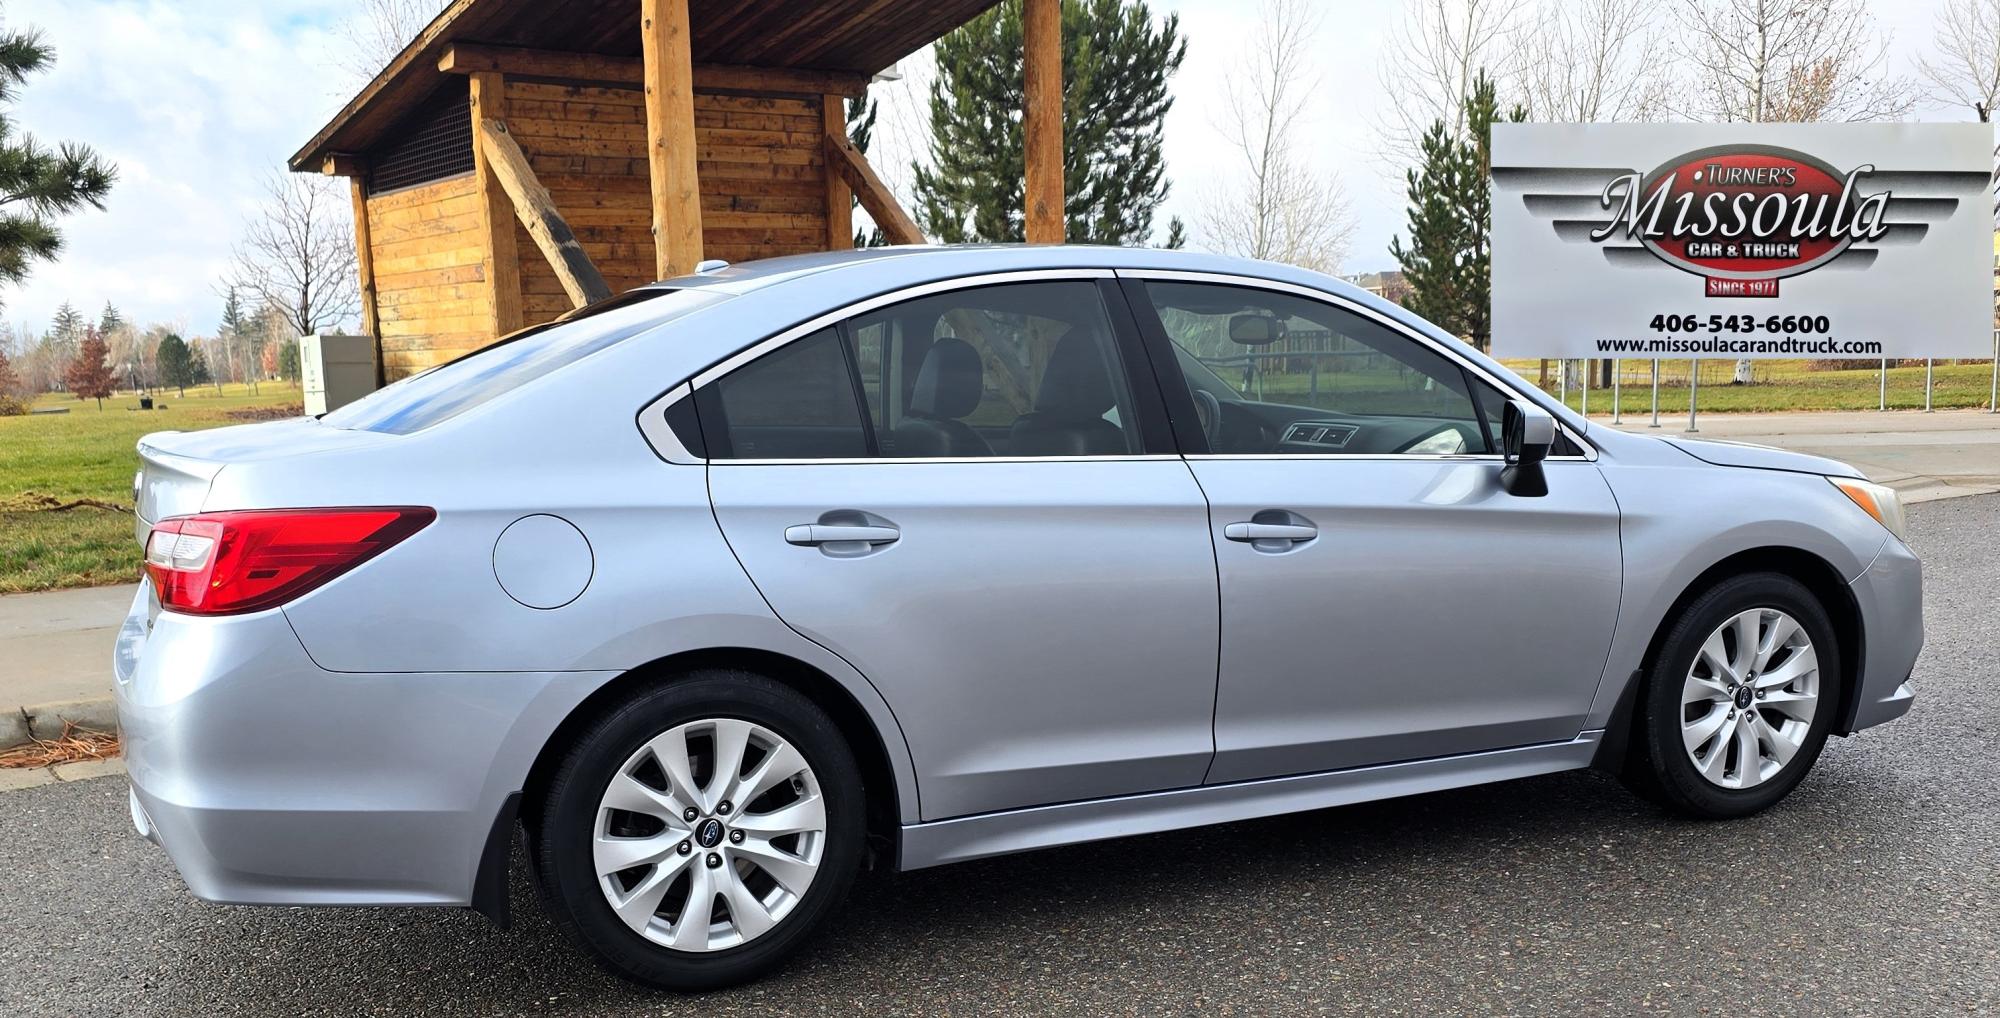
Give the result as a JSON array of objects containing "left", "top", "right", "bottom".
[
  {"left": 1650, "top": 360, "right": 1660, "bottom": 427},
  {"left": 1492, "top": 124, "right": 1995, "bottom": 387}
]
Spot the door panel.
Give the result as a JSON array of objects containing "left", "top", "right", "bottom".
[
  {"left": 1194, "top": 458, "right": 1623, "bottom": 783},
  {"left": 709, "top": 459, "right": 1220, "bottom": 820}
]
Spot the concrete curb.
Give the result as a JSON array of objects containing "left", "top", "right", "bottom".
[{"left": 1, "top": 696, "right": 119, "bottom": 751}]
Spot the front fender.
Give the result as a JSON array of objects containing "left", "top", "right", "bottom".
[{"left": 1586, "top": 460, "right": 1890, "bottom": 730}]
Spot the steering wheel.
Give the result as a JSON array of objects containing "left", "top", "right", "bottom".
[{"left": 1191, "top": 389, "right": 1223, "bottom": 451}]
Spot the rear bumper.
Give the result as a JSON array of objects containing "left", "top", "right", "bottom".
[
  {"left": 1845, "top": 537, "right": 1923, "bottom": 733},
  {"left": 112, "top": 584, "right": 611, "bottom": 907}
]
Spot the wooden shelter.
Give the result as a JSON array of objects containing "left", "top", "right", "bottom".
[{"left": 291, "top": 0, "right": 1069, "bottom": 382}]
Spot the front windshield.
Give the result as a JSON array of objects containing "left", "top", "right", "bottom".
[{"left": 325, "top": 287, "right": 726, "bottom": 435}]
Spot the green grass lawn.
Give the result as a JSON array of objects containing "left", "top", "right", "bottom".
[
  {"left": 1498, "top": 360, "right": 1998, "bottom": 415},
  {"left": 0, "top": 384, "right": 301, "bottom": 593}
]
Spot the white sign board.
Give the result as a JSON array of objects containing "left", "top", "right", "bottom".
[{"left": 1491, "top": 123, "right": 1995, "bottom": 360}]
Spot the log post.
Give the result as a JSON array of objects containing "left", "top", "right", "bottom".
[
  {"left": 477, "top": 118, "right": 614, "bottom": 308},
  {"left": 641, "top": 0, "right": 703, "bottom": 278},
  {"left": 822, "top": 94, "right": 854, "bottom": 250},
  {"left": 470, "top": 71, "right": 524, "bottom": 336},
  {"left": 345, "top": 175, "right": 383, "bottom": 387},
  {"left": 1022, "top": 0, "right": 1064, "bottom": 244}
]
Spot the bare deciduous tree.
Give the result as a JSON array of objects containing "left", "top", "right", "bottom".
[
  {"left": 339, "top": 0, "right": 446, "bottom": 80},
  {"left": 231, "top": 173, "right": 359, "bottom": 340},
  {"left": 1373, "top": 0, "right": 1527, "bottom": 167},
  {"left": 1196, "top": 0, "right": 1355, "bottom": 274},
  {"left": 1513, "top": 0, "right": 1670, "bottom": 122},
  {"left": 1918, "top": 0, "right": 2000, "bottom": 120},
  {"left": 1677, "top": 0, "right": 1919, "bottom": 124}
]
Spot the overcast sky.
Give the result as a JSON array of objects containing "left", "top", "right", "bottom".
[{"left": 1, "top": 0, "right": 1957, "bottom": 335}]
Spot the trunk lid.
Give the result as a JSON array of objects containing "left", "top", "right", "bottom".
[{"left": 133, "top": 417, "right": 399, "bottom": 544}]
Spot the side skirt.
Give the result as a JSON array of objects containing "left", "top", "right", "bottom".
[{"left": 898, "top": 732, "right": 1602, "bottom": 871}]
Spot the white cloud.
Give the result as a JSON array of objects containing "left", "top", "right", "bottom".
[{"left": 5, "top": 0, "right": 354, "bottom": 333}]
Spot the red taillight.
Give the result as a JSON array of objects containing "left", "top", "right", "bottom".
[{"left": 144, "top": 507, "right": 435, "bottom": 616}]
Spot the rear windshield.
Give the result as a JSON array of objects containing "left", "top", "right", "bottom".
[{"left": 324, "top": 287, "right": 726, "bottom": 434}]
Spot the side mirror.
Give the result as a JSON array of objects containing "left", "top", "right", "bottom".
[
  {"left": 1500, "top": 399, "right": 1555, "bottom": 497},
  {"left": 1227, "top": 314, "right": 1286, "bottom": 346}
]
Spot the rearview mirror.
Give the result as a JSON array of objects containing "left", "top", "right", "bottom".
[
  {"left": 1500, "top": 399, "right": 1555, "bottom": 497},
  {"left": 1228, "top": 314, "right": 1286, "bottom": 346}
]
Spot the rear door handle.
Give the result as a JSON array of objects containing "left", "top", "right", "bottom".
[
  {"left": 784, "top": 524, "right": 901, "bottom": 546},
  {"left": 1223, "top": 522, "right": 1317, "bottom": 543}
]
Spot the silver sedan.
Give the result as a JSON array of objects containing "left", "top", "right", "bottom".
[{"left": 116, "top": 246, "right": 1920, "bottom": 990}]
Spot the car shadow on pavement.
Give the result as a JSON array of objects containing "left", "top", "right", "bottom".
[{"left": 156, "top": 768, "right": 1687, "bottom": 1013}]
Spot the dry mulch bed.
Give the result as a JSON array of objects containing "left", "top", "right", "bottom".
[{"left": 0, "top": 721, "right": 121, "bottom": 768}]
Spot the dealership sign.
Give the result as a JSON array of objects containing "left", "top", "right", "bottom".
[{"left": 1491, "top": 124, "right": 1995, "bottom": 359}]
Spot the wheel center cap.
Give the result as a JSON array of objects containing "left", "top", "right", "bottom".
[
  {"left": 695, "top": 818, "right": 725, "bottom": 848},
  {"left": 1734, "top": 686, "right": 1754, "bottom": 710}
]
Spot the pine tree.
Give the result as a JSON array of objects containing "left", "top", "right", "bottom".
[
  {"left": 219, "top": 287, "right": 244, "bottom": 336},
  {"left": 219, "top": 285, "right": 249, "bottom": 392},
  {"left": 0, "top": 19, "right": 113, "bottom": 301},
  {"left": 846, "top": 91, "right": 885, "bottom": 248},
  {"left": 96, "top": 301, "right": 121, "bottom": 337},
  {"left": 48, "top": 299, "right": 81, "bottom": 351},
  {"left": 1389, "top": 71, "right": 1518, "bottom": 352},
  {"left": 155, "top": 332, "right": 192, "bottom": 397},
  {"left": 64, "top": 324, "right": 113, "bottom": 408},
  {"left": 913, "top": 0, "right": 1186, "bottom": 245},
  {"left": 188, "top": 340, "right": 213, "bottom": 391}
]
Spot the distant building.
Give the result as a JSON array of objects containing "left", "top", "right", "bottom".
[{"left": 1348, "top": 270, "right": 1411, "bottom": 305}]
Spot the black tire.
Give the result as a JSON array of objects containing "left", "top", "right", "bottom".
[
  {"left": 531, "top": 670, "right": 864, "bottom": 991},
  {"left": 1628, "top": 572, "right": 1844, "bottom": 819}
]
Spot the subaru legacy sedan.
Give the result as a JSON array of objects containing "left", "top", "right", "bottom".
[{"left": 117, "top": 246, "right": 1919, "bottom": 990}]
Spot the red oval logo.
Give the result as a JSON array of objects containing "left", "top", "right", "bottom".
[{"left": 1595, "top": 145, "right": 1891, "bottom": 282}]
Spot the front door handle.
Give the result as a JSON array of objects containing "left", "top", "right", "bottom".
[
  {"left": 784, "top": 524, "right": 901, "bottom": 546},
  {"left": 1223, "top": 521, "right": 1317, "bottom": 543}
]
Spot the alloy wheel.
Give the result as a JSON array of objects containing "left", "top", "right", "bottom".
[
  {"left": 1680, "top": 607, "right": 1820, "bottom": 790},
  {"left": 593, "top": 718, "right": 826, "bottom": 952}
]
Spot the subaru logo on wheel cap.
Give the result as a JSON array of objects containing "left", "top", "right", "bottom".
[{"left": 696, "top": 818, "right": 725, "bottom": 848}]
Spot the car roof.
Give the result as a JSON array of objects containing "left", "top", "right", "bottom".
[{"left": 648, "top": 244, "right": 1374, "bottom": 303}]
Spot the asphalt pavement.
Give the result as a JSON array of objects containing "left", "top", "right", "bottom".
[{"left": 2, "top": 494, "right": 1995, "bottom": 1016}]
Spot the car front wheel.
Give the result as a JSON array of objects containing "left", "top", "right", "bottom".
[
  {"left": 1631, "top": 572, "right": 1844, "bottom": 819},
  {"left": 532, "top": 671, "right": 864, "bottom": 990}
]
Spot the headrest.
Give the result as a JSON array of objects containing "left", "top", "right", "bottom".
[
  {"left": 1034, "top": 332, "right": 1118, "bottom": 418},
  {"left": 909, "top": 337, "right": 984, "bottom": 420}
]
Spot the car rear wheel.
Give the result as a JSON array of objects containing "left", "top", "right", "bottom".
[
  {"left": 532, "top": 671, "right": 863, "bottom": 990},
  {"left": 1630, "top": 572, "right": 1843, "bottom": 819}
]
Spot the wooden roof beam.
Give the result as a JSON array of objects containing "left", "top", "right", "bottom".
[
  {"left": 825, "top": 133, "right": 925, "bottom": 246},
  {"left": 476, "top": 116, "right": 614, "bottom": 308},
  {"left": 438, "top": 42, "right": 870, "bottom": 97}
]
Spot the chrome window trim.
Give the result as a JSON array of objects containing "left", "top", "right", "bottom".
[
  {"left": 690, "top": 268, "right": 1113, "bottom": 391},
  {"left": 709, "top": 454, "right": 1184, "bottom": 467},
  {"left": 1113, "top": 268, "right": 1598, "bottom": 462},
  {"left": 635, "top": 382, "right": 700, "bottom": 464},
  {"left": 642, "top": 268, "right": 1157, "bottom": 465}
]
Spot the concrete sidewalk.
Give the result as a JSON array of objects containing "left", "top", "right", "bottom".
[
  {"left": 0, "top": 583, "right": 130, "bottom": 748},
  {"left": 1597, "top": 407, "right": 2000, "bottom": 503}
]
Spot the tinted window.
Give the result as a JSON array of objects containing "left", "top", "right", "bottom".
[
  {"left": 705, "top": 328, "right": 868, "bottom": 459},
  {"left": 326, "top": 288, "right": 720, "bottom": 434},
  {"left": 701, "top": 282, "right": 1143, "bottom": 460},
  {"left": 1142, "top": 282, "right": 1491, "bottom": 456}
]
